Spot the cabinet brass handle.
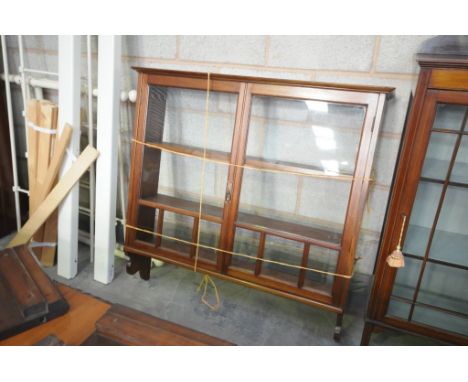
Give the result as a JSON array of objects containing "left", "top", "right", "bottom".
[{"left": 225, "top": 182, "right": 233, "bottom": 202}]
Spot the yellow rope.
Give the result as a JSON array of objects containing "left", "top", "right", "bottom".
[
  {"left": 193, "top": 72, "right": 210, "bottom": 273},
  {"left": 197, "top": 274, "right": 221, "bottom": 311},
  {"left": 192, "top": 73, "right": 221, "bottom": 310},
  {"left": 126, "top": 224, "right": 353, "bottom": 279}
]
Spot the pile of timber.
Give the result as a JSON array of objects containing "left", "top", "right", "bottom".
[
  {"left": 26, "top": 99, "right": 69, "bottom": 266},
  {"left": 0, "top": 245, "right": 69, "bottom": 340}
]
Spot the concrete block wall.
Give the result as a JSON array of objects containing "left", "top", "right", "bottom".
[{"left": 1, "top": 35, "right": 433, "bottom": 275}]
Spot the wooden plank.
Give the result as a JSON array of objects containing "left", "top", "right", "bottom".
[
  {"left": 0, "top": 284, "right": 110, "bottom": 346},
  {"left": 38, "top": 125, "right": 73, "bottom": 266},
  {"left": 26, "top": 100, "right": 40, "bottom": 205},
  {"left": 35, "top": 125, "right": 73, "bottom": 203},
  {"left": 6, "top": 146, "right": 99, "bottom": 248},
  {"left": 40, "top": 211, "right": 58, "bottom": 266},
  {"left": 33, "top": 101, "right": 59, "bottom": 259}
]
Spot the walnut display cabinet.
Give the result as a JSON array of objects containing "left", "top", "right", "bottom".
[
  {"left": 362, "top": 36, "right": 468, "bottom": 345},
  {"left": 124, "top": 68, "right": 393, "bottom": 340}
]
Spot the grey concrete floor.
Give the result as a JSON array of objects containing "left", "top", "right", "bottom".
[
  {"left": 0, "top": 234, "right": 440, "bottom": 345},
  {"left": 41, "top": 243, "right": 439, "bottom": 346}
]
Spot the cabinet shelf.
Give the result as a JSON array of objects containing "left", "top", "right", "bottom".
[
  {"left": 139, "top": 194, "right": 342, "bottom": 250},
  {"left": 236, "top": 212, "right": 342, "bottom": 250},
  {"left": 148, "top": 141, "right": 353, "bottom": 180},
  {"left": 244, "top": 156, "right": 353, "bottom": 180},
  {"left": 139, "top": 194, "right": 224, "bottom": 223},
  {"left": 147, "top": 142, "right": 231, "bottom": 164}
]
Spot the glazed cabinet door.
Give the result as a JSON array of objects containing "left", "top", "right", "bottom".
[
  {"left": 126, "top": 73, "right": 243, "bottom": 272},
  {"left": 222, "top": 83, "right": 383, "bottom": 305},
  {"left": 384, "top": 90, "right": 468, "bottom": 338}
]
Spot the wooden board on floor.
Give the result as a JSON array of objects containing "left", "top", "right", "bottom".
[
  {"left": 88, "top": 304, "right": 233, "bottom": 346},
  {"left": 14, "top": 245, "right": 69, "bottom": 320},
  {"left": 0, "top": 284, "right": 111, "bottom": 346},
  {"left": 0, "top": 246, "right": 69, "bottom": 340},
  {"left": 0, "top": 249, "right": 47, "bottom": 321}
]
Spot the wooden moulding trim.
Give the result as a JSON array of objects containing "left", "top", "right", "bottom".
[
  {"left": 250, "top": 83, "right": 379, "bottom": 105},
  {"left": 429, "top": 68, "right": 468, "bottom": 91},
  {"left": 418, "top": 54, "right": 468, "bottom": 69},
  {"left": 146, "top": 74, "right": 241, "bottom": 93},
  {"left": 381, "top": 316, "right": 468, "bottom": 345},
  {"left": 134, "top": 67, "right": 395, "bottom": 96},
  {"left": 125, "top": 243, "right": 342, "bottom": 314}
]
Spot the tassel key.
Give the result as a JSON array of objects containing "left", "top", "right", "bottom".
[{"left": 386, "top": 215, "right": 407, "bottom": 268}]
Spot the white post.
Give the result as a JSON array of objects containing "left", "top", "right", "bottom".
[
  {"left": 94, "top": 35, "right": 121, "bottom": 284},
  {"left": 87, "top": 35, "right": 96, "bottom": 263},
  {"left": 57, "top": 36, "right": 81, "bottom": 279}
]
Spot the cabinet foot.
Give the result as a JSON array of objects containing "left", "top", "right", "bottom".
[
  {"left": 360, "top": 321, "right": 374, "bottom": 346},
  {"left": 126, "top": 253, "right": 151, "bottom": 281},
  {"left": 333, "top": 313, "right": 344, "bottom": 342}
]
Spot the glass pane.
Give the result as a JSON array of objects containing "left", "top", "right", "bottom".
[
  {"left": 197, "top": 220, "right": 221, "bottom": 264},
  {"left": 146, "top": 86, "right": 237, "bottom": 153},
  {"left": 403, "top": 182, "right": 443, "bottom": 257},
  {"left": 451, "top": 135, "right": 468, "bottom": 184},
  {"left": 432, "top": 103, "right": 467, "bottom": 132},
  {"left": 420, "top": 132, "right": 457, "bottom": 181},
  {"left": 412, "top": 306, "right": 468, "bottom": 336},
  {"left": 160, "top": 211, "right": 194, "bottom": 256},
  {"left": 237, "top": 169, "right": 343, "bottom": 245},
  {"left": 141, "top": 149, "right": 227, "bottom": 219},
  {"left": 140, "top": 85, "right": 237, "bottom": 224},
  {"left": 260, "top": 236, "right": 304, "bottom": 285},
  {"left": 231, "top": 228, "right": 260, "bottom": 272},
  {"left": 430, "top": 186, "right": 468, "bottom": 267},
  {"left": 302, "top": 245, "right": 338, "bottom": 295},
  {"left": 417, "top": 262, "right": 468, "bottom": 315},
  {"left": 135, "top": 205, "right": 158, "bottom": 244},
  {"left": 391, "top": 256, "right": 422, "bottom": 300},
  {"left": 247, "top": 96, "right": 366, "bottom": 176},
  {"left": 387, "top": 299, "right": 411, "bottom": 320}
]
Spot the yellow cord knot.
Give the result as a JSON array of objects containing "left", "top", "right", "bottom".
[{"left": 197, "top": 274, "right": 221, "bottom": 311}]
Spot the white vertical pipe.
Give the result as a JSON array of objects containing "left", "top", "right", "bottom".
[
  {"left": 1, "top": 36, "right": 22, "bottom": 231},
  {"left": 94, "top": 35, "right": 121, "bottom": 284},
  {"left": 57, "top": 36, "right": 81, "bottom": 279},
  {"left": 18, "top": 36, "right": 30, "bottom": 154},
  {"left": 87, "top": 35, "right": 96, "bottom": 263}
]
